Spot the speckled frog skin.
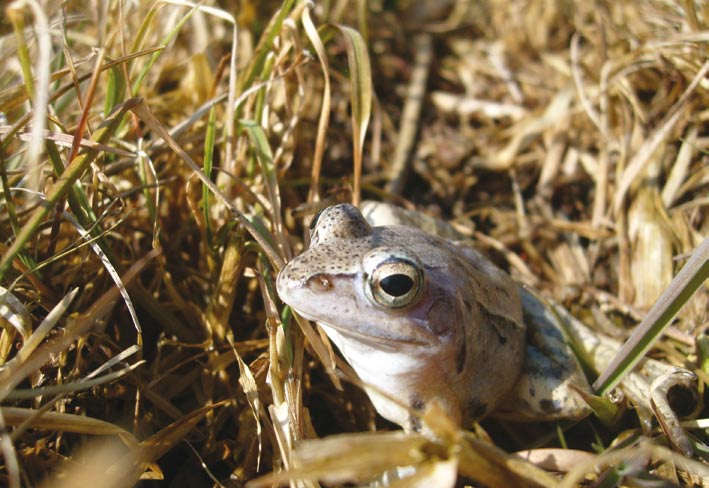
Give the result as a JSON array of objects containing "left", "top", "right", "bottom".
[{"left": 277, "top": 203, "right": 595, "bottom": 430}]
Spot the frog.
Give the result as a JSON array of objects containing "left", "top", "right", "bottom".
[{"left": 276, "top": 202, "right": 696, "bottom": 443}]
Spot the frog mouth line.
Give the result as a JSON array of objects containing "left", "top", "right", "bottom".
[{"left": 316, "top": 320, "right": 430, "bottom": 349}]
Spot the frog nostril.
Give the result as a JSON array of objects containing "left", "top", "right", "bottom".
[{"left": 307, "top": 274, "right": 333, "bottom": 292}]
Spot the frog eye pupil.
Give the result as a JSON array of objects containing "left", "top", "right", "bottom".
[{"left": 380, "top": 274, "right": 413, "bottom": 297}]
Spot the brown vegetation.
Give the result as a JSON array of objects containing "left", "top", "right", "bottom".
[{"left": 0, "top": 0, "right": 707, "bottom": 486}]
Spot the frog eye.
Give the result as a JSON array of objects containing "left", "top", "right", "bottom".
[
  {"left": 307, "top": 208, "right": 326, "bottom": 243},
  {"left": 367, "top": 256, "right": 423, "bottom": 309},
  {"left": 309, "top": 208, "right": 324, "bottom": 232}
]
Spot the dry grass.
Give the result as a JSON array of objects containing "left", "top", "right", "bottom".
[{"left": 0, "top": 0, "right": 707, "bottom": 486}]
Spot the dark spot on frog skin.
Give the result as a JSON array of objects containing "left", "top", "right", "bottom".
[
  {"left": 408, "top": 396, "right": 425, "bottom": 432},
  {"left": 479, "top": 306, "right": 518, "bottom": 345},
  {"left": 408, "top": 415, "right": 422, "bottom": 432},
  {"left": 410, "top": 395, "right": 425, "bottom": 411},
  {"left": 539, "top": 399, "right": 557, "bottom": 413},
  {"left": 455, "top": 341, "right": 466, "bottom": 375},
  {"left": 467, "top": 401, "right": 488, "bottom": 419},
  {"left": 529, "top": 387, "right": 536, "bottom": 397}
]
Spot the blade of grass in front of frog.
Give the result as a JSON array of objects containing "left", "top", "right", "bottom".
[
  {"left": 460, "top": 432, "right": 561, "bottom": 487},
  {"left": 570, "top": 385, "right": 621, "bottom": 427},
  {"left": 247, "top": 225, "right": 345, "bottom": 393},
  {"left": 593, "top": 237, "right": 709, "bottom": 395},
  {"left": 249, "top": 431, "right": 430, "bottom": 487}
]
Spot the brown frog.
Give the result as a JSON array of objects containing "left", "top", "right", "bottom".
[{"left": 277, "top": 202, "right": 695, "bottom": 443}]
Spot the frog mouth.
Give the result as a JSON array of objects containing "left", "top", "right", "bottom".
[{"left": 316, "top": 320, "right": 430, "bottom": 349}]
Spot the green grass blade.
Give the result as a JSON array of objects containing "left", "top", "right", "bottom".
[
  {"left": 333, "top": 24, "right": 372, "bottom": 205},
  {"left": 240, "top": 119, "right": 288, "bottom": 260},
  {"left": 201, "top": 104, "right": 218, "bottom": 243},
  {"left": 0, "top": 98, "right": 141, "bottom": 281},
  {"left": 129, "top": 101, "right": 284, "bottom": 270},
  {"left": 0, "top": 161, "right": 36, "bottom": 274},
  {"left": 237, "top": 0, "right": 295, "bottom": 93},
  {"left": 103, "top": 65, "right": 125, "bottom": 117},
  {"left": 593, "top": 237, "right": 709, "bottom": 395},
  {"left": 7, "top": 8, "right": 35, "bottom": 97},
  {"left": 130, "top": 3, "right": 199, "bottom": 96},
  {"left": 45, "top": 139, "right": 96, "bottom": 225}
]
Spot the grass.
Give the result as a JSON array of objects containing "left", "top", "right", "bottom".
[{"left": 0, "top": 0, "right": 707, "bottom": 486}]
